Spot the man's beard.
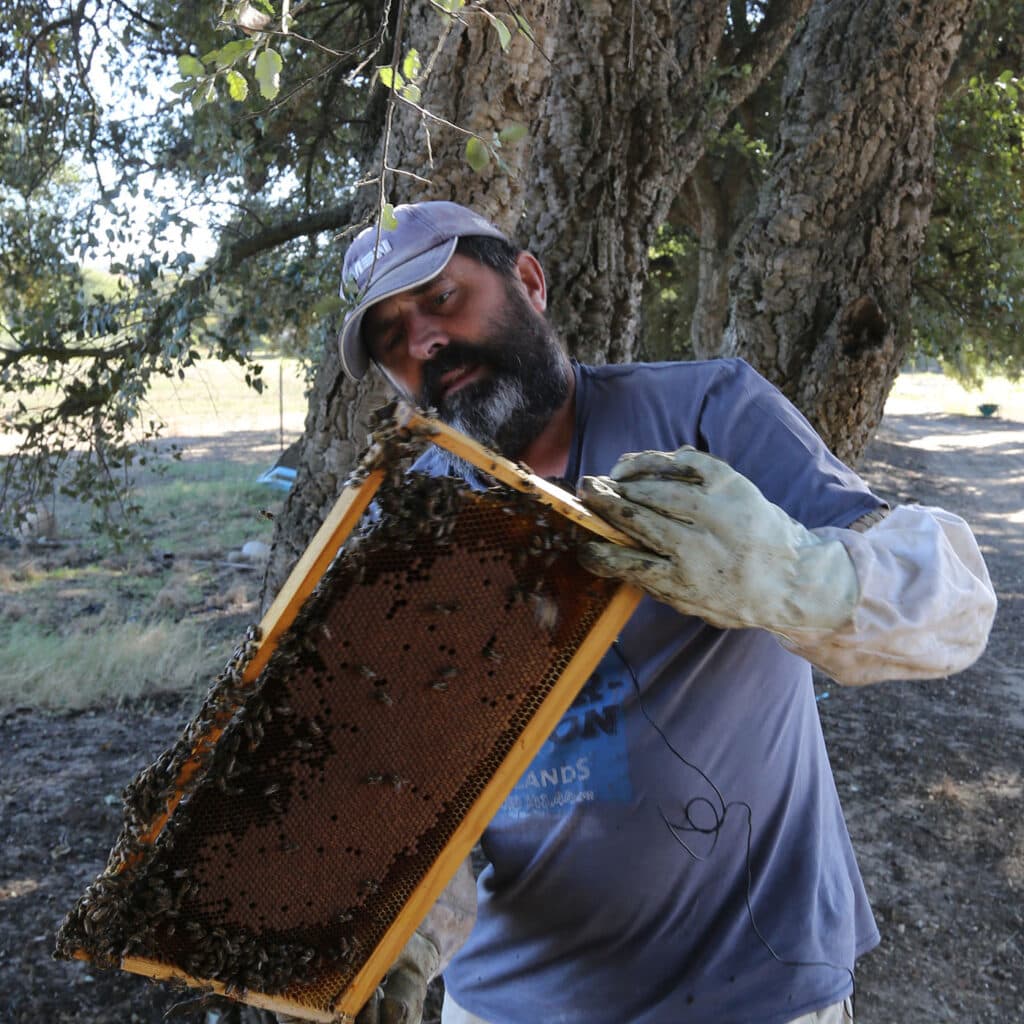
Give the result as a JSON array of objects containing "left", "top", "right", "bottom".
[{"left": 415, "top": 283, "right": 569, "bottom": 463}]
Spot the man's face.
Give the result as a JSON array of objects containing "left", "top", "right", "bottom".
[{"left": 361, "top": 253, "right": 569, "bottom": 458}]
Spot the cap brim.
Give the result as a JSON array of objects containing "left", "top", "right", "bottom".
[{"left": 339, "top": 238, "right": 458, "bottom": 381}]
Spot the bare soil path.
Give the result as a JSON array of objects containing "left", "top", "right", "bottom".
[
  {"left": 827, "top": 412, "right": 1024, "bottom": 1022},
  {"left": 1, "top": 411, "right": 1021, "bottom": 1023}
]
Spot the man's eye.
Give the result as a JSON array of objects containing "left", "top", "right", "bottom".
[{"left": 434, "top": 289, "right": 454, "bottom": 307}]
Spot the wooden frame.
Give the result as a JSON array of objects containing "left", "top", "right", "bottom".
[{"left": 66, "top": 404, "right": 642, "bottom": 1021}]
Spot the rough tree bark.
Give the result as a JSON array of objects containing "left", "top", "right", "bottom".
[
  {"left": 263, "top": 0, "right": 809, "bottom": 599},
  {"left": 261, "top": 0, "right": 562, "bottom": 603},
  {"left": 722, "top": 0, "right": 976, "bottom": 464}
]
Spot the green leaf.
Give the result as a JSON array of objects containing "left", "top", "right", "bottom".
[
  {"left": 190, "top": 80, "right": 217, "bottom": 110},
  {"left": 341, "top": 275, "right": 361, "bottom": 302},
  {"left": 226, "top": 69, "right": 249, "bottom": 101},
  {"left": 254, "top": 48, "right": 283, "bottom": 99},
  {"left": 382, "top": 203, "right": 399, "bottom": 230},
  {"left": 480, "top": 11, "right": 512, "bottom": 51},
  {"left": 498, "top": 122, "right": 528, "bottom": 145},
  {"left": 399, "top": 83, "right": 422, "bottom": 104},
  {"left": 435, "top": 0, "right": 467, "bottom": 13},
  {"left": 170, "top": 81, "right": 193, "bottom": 95},
  {"left": 216, "top": 39, "right": 257, "bottom": 69},
  {"left": 465, "top": 136, "right": 490, "bottom": 173},
  {"left": 378, "top": 66, "right": 405, "bottom": 91},
  {"left": 177, "top": 54, "right": 205, "bottom": 78},
  {"left": 402, "top": 49, "right": 421, "bottom": 82}
]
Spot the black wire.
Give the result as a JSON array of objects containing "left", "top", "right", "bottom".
[{"left": 610, "top": 640, "right": 857, "bottom": 1003}]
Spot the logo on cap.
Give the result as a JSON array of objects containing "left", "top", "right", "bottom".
[{"left": 350, "top": 239, "right": 393, "bottom": 282}]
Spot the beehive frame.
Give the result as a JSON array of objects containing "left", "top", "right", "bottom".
[{"left": 56, "top": 402, "right": 641, "bottom": 1021}]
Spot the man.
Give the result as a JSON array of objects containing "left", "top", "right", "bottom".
[{"left": 334, "top": 201, "right": 996, "bottom": 1024}]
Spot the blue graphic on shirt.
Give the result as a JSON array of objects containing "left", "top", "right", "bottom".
[{"left": 496, "top": 663, "right": 632, "bottom": 821}]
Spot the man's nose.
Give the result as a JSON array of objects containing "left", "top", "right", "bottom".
[{"left": 406, "top": 310, "right": 448, "bottom": 361}]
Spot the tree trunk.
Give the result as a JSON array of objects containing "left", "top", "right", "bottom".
[
  {"left": 523, "top": 0, "right": 811, "bottom": 364},
  {"left": 261, "top": 0, "right": 562, "bottom": 603},
  {"left": 688, "top": 155, "right": 761, "bottom": 359},
  {"left": 262, "top": 0, "right": 821, "bottom": 599},
  {"left": 723, "top": 0, "right": 976, "bottom": 464}
]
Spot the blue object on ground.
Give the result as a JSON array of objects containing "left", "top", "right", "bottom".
[{"left": 257, "top": 465, "right": 297, "bottom": 491}]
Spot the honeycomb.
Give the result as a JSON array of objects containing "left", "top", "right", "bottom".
[{"left": 55, "top": 470, "right": 625, "bottom": 1018}]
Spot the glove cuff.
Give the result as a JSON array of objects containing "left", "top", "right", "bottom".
[{"left": 789, "top": 534, "right": 859, "bottom": 632}]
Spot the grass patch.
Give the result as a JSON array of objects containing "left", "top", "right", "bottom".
[
  {"left": 0, "top": 449, "right": 280, "bottom": 710},
  {"left": 1, "top": 366, "right": 295, "bottom": 710},
  {"left": 886, "top": 371, "right": 1024, "bottom": 420},
  {"left": 0, "top": 617, "right": 220, "bottom": 710},
  {"left": 0, "top": 355, "right": 308, "bottom": 458}
]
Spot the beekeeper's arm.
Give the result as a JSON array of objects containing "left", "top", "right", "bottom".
[{"left": 578, "top": 447, "right": 996, "bottom": 686}]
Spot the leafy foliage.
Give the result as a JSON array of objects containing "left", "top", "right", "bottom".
[
  {"left": 3, "top": 0, "right": 1024, "bottom": 540},
  {"left": 638, "top": 225, "right": 699, "bottom": 364},
  {"left": 913, "top": 70, "right": 1024, "bottom": 385},
  {"left": 0, "top": 0, "right": 542, "bottom": 536},
  {"left": 1, "top": 1, "right": 391, "bottom": 533}
]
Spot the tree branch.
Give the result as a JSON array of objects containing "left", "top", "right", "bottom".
[
  {"left": 718, "top": 0, "right": 813, "bottom": 113},
  {"left": 669, "top": 0, "right": 811, "bottom": 186},
  {"left": 2, "top": 204, "right": 357, "bottom": 375}
]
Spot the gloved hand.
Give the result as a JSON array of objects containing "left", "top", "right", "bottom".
[
  {"left": 355, "top": 856, "right": 477, "bottom": 1024},
  {"left": 275, "top": 858, "right": 476, "bottom": 1024},
  {"left": 355, "top": 931, "right": 437, "bottom": 1024},
  {"left": 577, "top": 447, "right": 859, "bottom": 637}
]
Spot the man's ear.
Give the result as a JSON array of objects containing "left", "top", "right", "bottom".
[{"left": 514, "top": 252, "right": 547, "bottom": 313}]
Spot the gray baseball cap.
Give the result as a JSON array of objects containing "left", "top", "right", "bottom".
[{"left": 337, "top": 201, "right": 509, "bottom": 380}]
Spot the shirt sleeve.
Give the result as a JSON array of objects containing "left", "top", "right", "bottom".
[
  {"left": 778, "top": 505, "right": 997, "bottom": 685},
  {"left": 697, "top": 360, "right": 885, "bottom": 530}
]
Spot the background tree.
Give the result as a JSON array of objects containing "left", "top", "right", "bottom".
[{"left": 3, "top": 0, "right": 1022, "bottom": 567}]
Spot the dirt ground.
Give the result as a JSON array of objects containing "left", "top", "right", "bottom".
[{"left": 1, "top": 410, "right": 1021, "bottom": 1023}]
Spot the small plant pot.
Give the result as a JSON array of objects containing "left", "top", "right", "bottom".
[{"left": 977, "top": 403, "right": 1000, "bottom": 418}]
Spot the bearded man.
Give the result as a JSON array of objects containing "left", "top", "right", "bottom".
[{"left": 331, "top": 201, "right": 996, "bottom": 1024}]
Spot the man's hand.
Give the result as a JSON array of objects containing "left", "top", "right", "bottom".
[
  {"left": 275, "top": 858, "right": 476, "bottom": 1024},
  {"left": 355, "top": 931, "right": 437, "bottom": 1024},
  {"left": 356, "top": 856, "right": 477, "bottom": 1024},
  {"left": 577, "top": 447, "right": 859, "bottom": 636}
]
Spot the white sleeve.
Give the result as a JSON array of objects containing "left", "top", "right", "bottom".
[{"left": 779, "top": 505, "right": 997, "bottom": 686}]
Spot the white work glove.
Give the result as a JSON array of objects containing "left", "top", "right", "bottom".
[
  {"left": 356, "top": 856, "right": 477, "bottom": 1024},
  {"left": 355, "top": 931, "right": 437, "bottom": 1024},
  {"left": 275, "top": 858, "right": 476, "bottom": 1024},
  {"left": 576, "top": 447, "right": 859, "bottom": 636}
]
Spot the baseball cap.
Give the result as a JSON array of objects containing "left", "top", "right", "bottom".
[{"left": 337, "top": 201, "right": 509, "bottom": 380}]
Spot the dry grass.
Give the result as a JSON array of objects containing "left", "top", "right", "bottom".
[
  {"left": 0, "top": 355, "right": 308, "bottom": 457},
  {"left": 2, "top": 363, "right": 1019, "bottom": 713},
  {"left": 0, "top": 617, "right": 220, "bottom": 710},
  {"left": 0, "top": 356, "right": 298, "bottom": 712},
  {"left": 886, "top": 371, "right": 1024, "bottom": 420}
]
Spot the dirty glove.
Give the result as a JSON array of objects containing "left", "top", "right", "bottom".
[
  {"left": 355, "top": 931, "right": 437, "bottom": 1024},
  {"left": 577, "top": 447, "right": 859, "bottom": 636},
  {"left": 274, "top": 858, "right": 476, "bottom": 1024},
  {"left": 356, "top": 856, "right": 477, "bottom": 1024}
]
